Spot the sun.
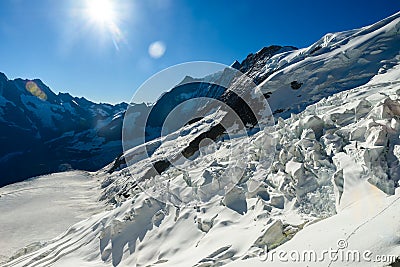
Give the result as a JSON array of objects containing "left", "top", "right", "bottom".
[
  {"left": 82, "top": 0, "right": 126, "bottom": 50},
  {"left": 85, "top": 0, "right": 116, "bottom": 26}
]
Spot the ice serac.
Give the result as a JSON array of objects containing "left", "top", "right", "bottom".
[{"left": 2, "top": 12, "right": 400, "bottom": 267}]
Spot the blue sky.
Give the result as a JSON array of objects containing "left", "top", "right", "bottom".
[{"left": 0, "top": 0, "right": 399, "bottom": 104}]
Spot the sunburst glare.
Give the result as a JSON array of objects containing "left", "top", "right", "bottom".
[
  {"left": 85, "top": 0, "right": 115, "bottom": 25},
  {"left": 82, "top": 0, "right": 125, "bottom": 50}
]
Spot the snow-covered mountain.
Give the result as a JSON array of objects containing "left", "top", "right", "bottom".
[
  {"left": 0, "top": 75, "right": 129, "bottom": 186},
  {"left": 1, "top": 11, "right": 400, "bottom": 267},
  {"left": 0, "top": 45, "right": 295, "bottom": 187}
]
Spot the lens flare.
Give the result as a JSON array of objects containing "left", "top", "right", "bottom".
[
  {"left": 25, "top": 81, "right": 47, "bottom": 101},
  {"left": 148, "top": 41, "right": 166, "bottom": 59}
]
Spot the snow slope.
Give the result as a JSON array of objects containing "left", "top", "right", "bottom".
[
  {"left": 0, "top": 171, "right": 104, "bottom": 264},
  {"left": 256, "top": 11, "right": 400, "bottom": 118},
  {"left": 227, "top": 187, "right": 400, "bottom": 266},
  {"left": 2, "top": 12, "right": 400, "bottom": 267}
]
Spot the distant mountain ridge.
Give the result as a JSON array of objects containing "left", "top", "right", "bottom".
[
  {"left": 3, "top": 9, "right": 399, "bottom": 187},
  {"left": 0, "top": 45, "right": 295, "bottom": 186},
  {"left": 0, "top": 73, "right": 128, "bottom": 186}
]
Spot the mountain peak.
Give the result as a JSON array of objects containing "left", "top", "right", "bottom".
[
  {"left": 230, "top": 60, "right": 241, "bottom": 70},
  {"left": 0, "top": 72, "right": 9, "bottom": 83},
  {"left": 239, "top": 45, "right": 297, "bottom": 74}
]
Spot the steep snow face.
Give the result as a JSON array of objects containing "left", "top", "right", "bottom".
[
  {"left": 257, "top": 12, "right": 400, "bottom": 118},
  {"left": 0, "top": 75, "right": 130, "bottom": 186},
  {"left": 3, "top": 12, "right": 400, "bottom": 267}
]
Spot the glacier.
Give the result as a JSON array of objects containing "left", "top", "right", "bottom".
[{"left": 1, "top": 11, "right": 400, "bottom": 267}]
